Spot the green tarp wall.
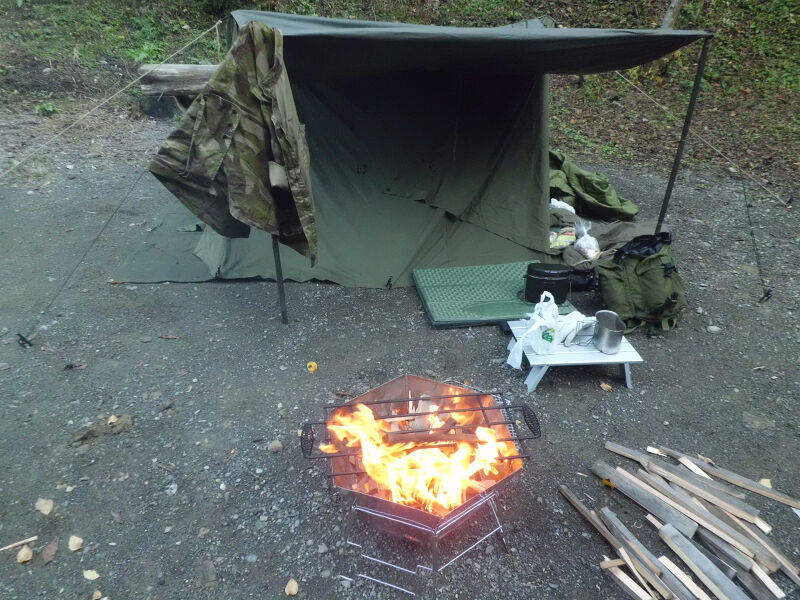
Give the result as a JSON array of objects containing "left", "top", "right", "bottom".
[{"left": 168, "top": 12, "right": 708, "bottom": 287}]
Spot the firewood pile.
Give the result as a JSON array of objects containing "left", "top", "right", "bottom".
[{"left": 561, "top": 442, "right": 800, "bottom": 600}]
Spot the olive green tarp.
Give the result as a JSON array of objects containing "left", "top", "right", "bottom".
[{"left": 143, "top": 11, "right": 708, "bottom": 288}]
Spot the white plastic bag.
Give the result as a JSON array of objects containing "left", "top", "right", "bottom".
[
  {"left": 575, "top": 219, "right": 600, "bottom": 260},
  {"left": 507, "top": 292, "right": 560, "bottom": 368},
  {"left": 549, "top": 198, "right": 576, "bottom": 214}
]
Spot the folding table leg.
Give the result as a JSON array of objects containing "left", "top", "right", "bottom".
[
  {"left": 618, "top": 363, "right": 632, "bottom": 389},
  {"left": 524, "top": 366, "right": 549, "bottom": 393}
]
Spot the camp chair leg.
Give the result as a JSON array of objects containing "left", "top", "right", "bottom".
[
  {"left": 617, "top": 362, "right": 633, "bottom": 389},
  {"left": 272, "top": 235, "right": 289, "bottom": 325},
  {"left": 524, "top": 366, "right": 549, "bottom": 393}
]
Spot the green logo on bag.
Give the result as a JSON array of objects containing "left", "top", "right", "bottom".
[{"left": 541, "top": 328, "right": 554, "bottom": 343}]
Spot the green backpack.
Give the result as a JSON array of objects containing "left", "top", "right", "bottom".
[{"left": 595, "top": 232, "right": 687, "bottom": 331}]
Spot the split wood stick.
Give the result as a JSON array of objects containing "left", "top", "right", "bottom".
[
  {"left": 659, "top": 523, "right": 750, "bottom": 600},
  {"left": 692, "top": 539, "right": 737, "bottom": 579},
  {"left": 615, "top": 467, "right": 765, "bottom": 561},
  {"left": 618, "top": 546, "right": 657, "bottom": 596},
  {"left": 734, "top": 568, "right": 776, "bottom": 600},
  {"left": 607, "top": 442, "right": 746, "bottom": 500},
  {"left": 696, "top": 529, "right": 754, "bottom": 572},
  {"left": 601, "top": 558, "right": 627, "bottom": 569},
  {"left": 559, "top": 486, "right": 652, "bottom": 593},
  {"left": 599, "top": 508, "right": 662, "bottom": 575},
  {"left": 659, "top": 556, "right": 713, "bottom": 600},
  {"left": 0, "top": 536, "right": 38, "bottom": 552},
  {"left": 750, "top": 563, "right": 786, "bottom": 599},
  {"left": 641, "top": 513, "right": 711, "bottom": 600},
  {"left": 679, "top": 456, "right": 712, "bottom": 480},
  {"left": 608, "top": 565, "right": 656, "bottom": 600},
  {"left": 733, "top": 518, "right": 800, "bottom": 586},
  {"left": 710, "top": 506, "right": 782, "bottom": 573},
  {"left": 647, "top": 446, "right": 669, "bottom": 457},
  {"left": 636, "top": 470, "right": 710, "bottom": 517},
  {"left": 693, "top": 499, "right": 773, "bottom": 571},
  {"left": 592, "top": 461, "right": 697, "bottom": 538},
  {"left": 658, "top": 447, "right": 800, "bottom": 509},
  {"left": 643, "top": 459, "right": 761, "bottom": 523},
  {"left": 385, "top": 431, "right": 479, "bottom": 444},
  {"left": 647, "top": 514, "right": 664, "bottom": 529}
]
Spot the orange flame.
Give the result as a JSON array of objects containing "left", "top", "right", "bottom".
[{"left": 321, "top": 401, "right": 518, "bottom": 514}]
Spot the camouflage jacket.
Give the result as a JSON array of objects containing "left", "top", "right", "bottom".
[{"left": 149, "top": 22, "right": 316, "bottom": 259}]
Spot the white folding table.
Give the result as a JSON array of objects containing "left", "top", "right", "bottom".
[{"left": 507, "top": 319, "right": 644, "bottom": 392}]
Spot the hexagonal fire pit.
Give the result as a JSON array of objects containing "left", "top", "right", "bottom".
[{"left": 301, "top": 375, "right": 541, "bottom": 562}]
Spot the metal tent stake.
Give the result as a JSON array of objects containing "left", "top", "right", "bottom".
[
  {"left": 272, "top": 235, "right": 289, "bottom": 324},
  {"left": 656, "top": 36, "right": 711, "bottom": 234}
]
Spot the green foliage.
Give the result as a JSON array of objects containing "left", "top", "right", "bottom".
[{"left": 35, "top": 101, "right": 56, "bottom": 116}]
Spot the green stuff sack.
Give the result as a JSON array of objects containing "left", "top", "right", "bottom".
[{"left": 595, "top": 232, "right": 687, "bottom": 331}]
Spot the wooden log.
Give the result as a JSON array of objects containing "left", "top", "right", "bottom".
[
  {"left": 643, "top": 459, "right": 761, "bottom": 523},
  {"left": 138, "top": 63, "right": 217, "bottom": 97},
  {"left": 385, "top": 431, "right": 479, "bottom": 444},
  {"left": 607, "top": 442, "right": 746, "bottom": 500},
  {"left": 659, "top": 523, "right": 750, "bottom": 600},
  {"left": 659, "top": 556, "right": 713, "bottom": 600},
  {"left": 592, "top": 461, "right": 698, "bottom": 538},
  {"left": 658, "top": 447, "right": 800, "bottom": 510}
]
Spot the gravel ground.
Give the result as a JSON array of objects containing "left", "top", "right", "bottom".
[{"left": 0, "top": 114, "right": 799, "bottom": 599}]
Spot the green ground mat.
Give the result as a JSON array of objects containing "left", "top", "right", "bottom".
[{"left": 413, "top": 261, "right": 575, "bottom": 327}]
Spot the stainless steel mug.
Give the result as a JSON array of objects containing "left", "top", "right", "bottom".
[{"left": 592, "top": 310, "right": 624, "bottom": 354}]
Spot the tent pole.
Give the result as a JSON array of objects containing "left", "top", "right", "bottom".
[
  {"left": 272, "top": 235, "right": 288, "bottom": 324},
  {"left": 655, "top": 36, "right": 711, "bottom": 234}
]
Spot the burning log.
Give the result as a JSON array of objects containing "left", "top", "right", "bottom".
[{"left": 385, "top": 431, "right": 480, "bottom": 444}]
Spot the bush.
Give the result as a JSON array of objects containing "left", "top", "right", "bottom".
[{"left": 201, "top": 0, "right": 240, "bottom": 16}]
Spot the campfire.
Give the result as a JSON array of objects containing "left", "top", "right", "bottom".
[
  {"left": 320, "top": 391, "right": 521, "bottom": 516},
  {"left": 302, "top": 375, "right": 540, "bottom": 520}
]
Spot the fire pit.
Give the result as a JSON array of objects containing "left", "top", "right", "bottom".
[{"left": 301, "top": 375, "right": 541, "bottom": 594}]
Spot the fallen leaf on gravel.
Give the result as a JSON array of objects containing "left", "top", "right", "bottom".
[
  {"left": 197, "top": 527, "right": 210, "bottom": 538},
  {"left": 268, "top": 440, "right": 283, "bottom": 453},
  {"left": 16, "top": 545, "right": 33, "bottom": 563},
  {"left": 599, "top": 381, "right": 612, "bottom": 392},
  {"left": 306, "top": 361, "right": 318, "bottom": 373},
  {"left": 92, "top": 591, "right": 102, "bottom": 600},
  {"left": 107, "top": 415, "right": 118, "bottom": 425},
  {"left": 160, "top": 334, "right": 179, "bottom": 340},
  {"left": 758, "top": 478, "right": 772, "bottom": 488},
  {"left": 108, "top": 279, "right": 123, "bottom": 285},
  {"left": 285, "top": 578, "right": 299, "bottom": 596},
  {"left": 0, "top": 362, "right": 10, "bottom": 370},
  {"left": 83, "top": 569, "right": 100, "bottom": 580},
  {"left": 110, "top": 511, "right": 121, "bottom": 523},
  {"left": 68, "top": 535, "right": 83, "bottom": 551},
  {"left": 35, "top": 497, "right": 54, "bottom": 515},
  {"left": 71, "top": 414, "right": 133, "bottom": 445},
  {"left": 41, "top": 538, "right": 59, "bottom": 564}
]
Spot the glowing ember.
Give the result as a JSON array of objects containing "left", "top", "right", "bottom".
[{"left": 320, "top": 396, "right": 520, "bottom": 515}]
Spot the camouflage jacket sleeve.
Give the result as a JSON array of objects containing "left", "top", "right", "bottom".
[{"left": 149, "top": 22, "right": 316, "bottom": 259}]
